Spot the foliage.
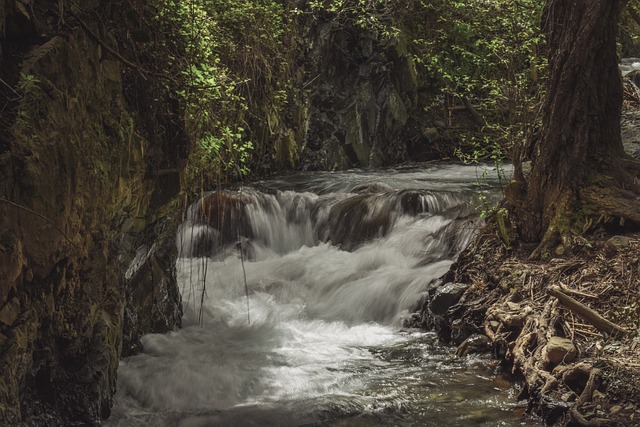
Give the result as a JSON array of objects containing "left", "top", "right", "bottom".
[
  {"left": 191, "top": 128, "right": 253, "bottom": 179},
  {"left": 145, "top": 0, "right": 550, "bottom": 196},
  {"left": 620, "top": 0, "right": 640, "bottom": 57},
  {"left": 306, "top": 0, "right": 399, "bottom": 38},
  {"left": 209, "top": 0, "right": 299, "bottom": 172},
  {"left": 17, "top": 73, "right": 42, "bottom": 94},
  {"left": 412, "top": 0, "right": 546, "bottom": 168},
  {"left": 150, "top": 0, "right": 294, "bottom": 189}
]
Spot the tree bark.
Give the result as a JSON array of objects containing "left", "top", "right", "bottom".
[{"left": 510, "top": 0, "right": 640, "bottom": 257}]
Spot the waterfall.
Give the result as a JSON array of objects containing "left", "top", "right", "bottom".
[{"left": 107, "top": 163, "right": 532, "bottom": 427}]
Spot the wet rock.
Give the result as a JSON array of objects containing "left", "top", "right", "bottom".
[
  {"left": 425, "top": 282, "right": 471, "bottom": 343},
  {"left": 399, "top": 190, "right": 429, "bottom": 215},
  {"left": 199, "top": 191, "right": 253, "bottom": 245},
  {"left": 544, "top": 336, "right": 577, "bottom": 365},
  {"left": 450, "top": 318, "right": 474, "bottom": 345},
  {"left": 325, "top": 194, "right": 391, "bottom": 250},
  {"left": 540, "top": 395, "right": 573, "bottom": 425},
  {"left": 429, "top": 282, "right": 469, "bottom": 316},
  {"left": 456, "top": 333, "right": 491, "bottom": 357},
  {"left": 351, "top": 183, "right": 394, "bottom": 194},
  {"left": 122, "top": 219, "right": 182, "bottom": 356},
  {"left": 190, "top": 227, "right": 220, "bottom": 258}
]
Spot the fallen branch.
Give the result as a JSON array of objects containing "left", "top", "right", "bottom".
[
  {"left": 558, "top": 284, "right": 597, "bottom": 299},
  {"left": 547, "top": 286, "right": 631, "bottom": 337}
]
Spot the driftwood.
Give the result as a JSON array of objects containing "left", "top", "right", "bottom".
[{"left": 547, "top": 286, "right": 631, "bottom": 337}]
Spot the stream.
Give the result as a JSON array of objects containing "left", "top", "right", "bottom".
[{"left": 107, "top": 163, "right": 539, "bottom": 426}]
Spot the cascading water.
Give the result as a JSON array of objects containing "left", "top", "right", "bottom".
[{"left": 108, "top": 163, "right": 538, "bottom": 426}]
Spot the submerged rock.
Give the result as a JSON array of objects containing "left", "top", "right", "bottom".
[{"left": 325, "top": 194, "right": 392, "bottom": 250}]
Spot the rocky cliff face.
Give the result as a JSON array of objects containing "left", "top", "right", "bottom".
[
  {"left": 297, "top": 14, "right": 437, "bottom": 170},
  {"left": 0, "top": 2, "right": 181, "bottom": 425}
]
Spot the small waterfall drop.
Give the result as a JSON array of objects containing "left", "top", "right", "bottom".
[{"left": 108, "top": 163, "right": 537, "bottom": 427}]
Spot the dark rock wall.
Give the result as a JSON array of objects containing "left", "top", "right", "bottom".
[
  {"left": 0, "top": 3, "right": 181, "bottom": 425},
  {"left": 297, "top": 15, "right": 436, "bottom": 170}
]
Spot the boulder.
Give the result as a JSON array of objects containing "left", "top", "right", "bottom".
[
  {"left": 122, "top": 219, "right": 182, "bottom": 356},
  {"left": 199, "top": 191, "right": 252, "bottom": 244},
  {"left": 325, "top": 194, "right": 391, "bottom": 250},
  {"left": 429, "top": 282, "right": 469, "bottom": 316}
]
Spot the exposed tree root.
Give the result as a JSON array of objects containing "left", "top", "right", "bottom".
[
  {"left": 580, "top": 185, "right": 640, "bottom": 225},
  {"left": 528, "top": 176, "right": 640, "bottom": 260},
  {"left": 421, "top": 224, "right": 640, "bottom": 426}
]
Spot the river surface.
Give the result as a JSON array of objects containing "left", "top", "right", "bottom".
[{"left": 108, "top": 163, "right": 539, "bottom": 426}]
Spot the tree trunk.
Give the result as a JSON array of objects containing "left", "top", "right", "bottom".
[{"left": 510, "top": 0, "right": 640, "bottom": 257}]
